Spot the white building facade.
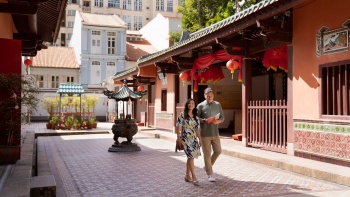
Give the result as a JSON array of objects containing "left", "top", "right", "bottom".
[{"left": 58, "top": 0, "right": 183, "bottom": 47}]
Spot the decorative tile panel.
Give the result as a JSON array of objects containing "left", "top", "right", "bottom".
[{"left": 294, "top": 120, "right": 350, "bottom": 161}]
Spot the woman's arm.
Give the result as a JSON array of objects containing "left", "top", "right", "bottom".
[
  {"left": 195, "top": 129, "right": 201, "bottom": 147},
  {"left": 176, "top": 125, "right": 182, "bottom": 138}
]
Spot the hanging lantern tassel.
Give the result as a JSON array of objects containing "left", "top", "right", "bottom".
[
  {"left": 140, "top": 98, "right": 142, "bottom": 104},
  {"left": 128, "top": 98, "right": 131, "bottom": 105}
]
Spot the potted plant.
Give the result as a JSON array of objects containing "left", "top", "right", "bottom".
[
  {"left": 65, "top": 115, "right": 73, "bottom": 130},
  {"left": 42, "top": 97, "right": 58, "bottom": 129},
  {"left": 51, "top": 115, "right": 60, "bottom": 130},
  {"left": 89, "top": 116, "right": 97, "bottom": 129},
  {"left": 73, "top": 118, "right": 80, "bottom": 130},
  {"left": 0, "top": 73, "right": 39, "bottom": 164}
]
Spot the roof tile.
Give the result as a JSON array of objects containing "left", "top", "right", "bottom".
[{"left": 32, "top": 46, "right": 79, "bottom": 68}]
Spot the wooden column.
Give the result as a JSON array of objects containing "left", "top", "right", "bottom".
[
  {"left": 242, "top": 58, "right": 252, "bottom": 146},
  {"left": 287, "top": 44, "right": 294, "bottom": 155},
  {"left": 147, "top": 84, "right": 152, "bottom": 126}
]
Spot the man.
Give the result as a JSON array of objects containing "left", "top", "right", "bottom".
[{"left": 197, "top": 87, "right": 224, "bottom": 182}]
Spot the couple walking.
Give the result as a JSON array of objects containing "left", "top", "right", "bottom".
[{"left": 176, "top": 87, "right": 224, "bottom": 186}]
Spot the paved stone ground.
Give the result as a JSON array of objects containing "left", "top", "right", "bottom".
[{"left": 38, "top": 132, "right": 350, "bottom": 197}]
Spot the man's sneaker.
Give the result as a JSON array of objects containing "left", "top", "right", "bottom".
[{"left": 208, "top": 175, "right": 216, "bottom": 182}]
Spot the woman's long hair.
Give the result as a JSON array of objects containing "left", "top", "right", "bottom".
[{"left": 184, "top": 99, "right": 198, "bottom": 121}]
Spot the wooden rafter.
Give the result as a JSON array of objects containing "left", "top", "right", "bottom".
[{"left": 0, "top": 3, "right": 38, "bottom": 15}]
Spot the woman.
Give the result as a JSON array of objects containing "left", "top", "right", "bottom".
[{"left": 176, "top": 99, "right": 202, "bottom": 186}]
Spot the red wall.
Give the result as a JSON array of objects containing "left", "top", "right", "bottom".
[
  {"left": 293, "top": 0, "right": 350, "bottom": 119},
  {"left": 0, "top": 38, "right": 22, "bottom": 159}
]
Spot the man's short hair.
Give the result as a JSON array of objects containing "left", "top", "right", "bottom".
[{"left": 204, "top": 87, "right": 213, "bottom": 94}]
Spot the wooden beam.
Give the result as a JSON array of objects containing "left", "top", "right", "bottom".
[
  {"left": 177, "top": 63, "right": 193, "bottom": 70},
  {"left": 155, "top": 62, "right": 181, "bottom": 74},
  {"left": 266, "top": 32, "right": 292, "bottom": 43},
  {"left": 13, "top": 33, "right": 41, "bottom": 41},
  {"left": 216, "top": 38, "right": 245, "bottom": 48},
  {"left": 0, "top": 4, "right": 38, "bottom": 15},
  {"left": 171, "top": 56, "right": 195, "bottom": 64},
  {"left": 246, "top": 40, "right": 289, "bottom": 54},
  {"left": 22, "top": 41, "right": 38, "bottom": 49},
  {"left": 225, "top": 48, "right": 246, "bottom": 56}
]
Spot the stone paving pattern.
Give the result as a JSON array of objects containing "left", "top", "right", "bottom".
[
  {"left": 3, "top": 122, "right": 346, "bottom": 197},
  {"left": 30, "top": 124, "right": 349, "bottom": 196}
]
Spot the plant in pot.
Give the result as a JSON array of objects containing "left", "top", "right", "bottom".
[
  {"left": 42, "top": 97, "right": 58, "bottom": 129},
  {"left": 65, "top": 115, "right": 73, "bottom": 130},
  {"left": 73, "top": 118, "right": 80, "bottom": 130},
  {"left": 89, "top": 116, "right": 97, "bottom": 129},
  {"left": 0, "top": 73, "right": 39, "bottom": 164},
  {"left": 51, "top": 115, "right": 60, "bottom": 130}
]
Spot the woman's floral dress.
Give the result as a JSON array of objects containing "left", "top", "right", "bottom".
[{"left": 176, "top": 112, "right": 201, "bottom": 158}]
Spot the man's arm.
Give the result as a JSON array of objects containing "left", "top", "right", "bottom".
[{"left": 197, "top": 104, "right": 206, "bottom": 123}]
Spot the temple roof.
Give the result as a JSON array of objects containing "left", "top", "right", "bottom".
[
  {"left": 57, "top": 83, "right": 85, "bottom": 95},
  {"left": 106, "top": 81, "right": 141, "bottom": 101}
]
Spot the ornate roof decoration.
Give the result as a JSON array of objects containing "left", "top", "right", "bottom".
[
  {"left": 57, "top": 83, "right": 85, "bottom": 95},
  {"left": 104, "top": 80, "right": 142, "bottom": 101}
]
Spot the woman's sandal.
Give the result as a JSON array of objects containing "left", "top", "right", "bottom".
[
  {"left": 184, "top": 175, "right": 192, "bottom": 182},
  {"left": 192, "top": 180, "right": 199, "bottom": 186}
]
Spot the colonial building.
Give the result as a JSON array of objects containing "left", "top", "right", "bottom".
[
  {"left": 58, "top": 0, "right": 183, "bottom": 47},
  {"left": 69, "top": 11, "right": 127, "bottom": 88},
  {"left": 29, "top": 46, "right": 82, "bottom": 121}
]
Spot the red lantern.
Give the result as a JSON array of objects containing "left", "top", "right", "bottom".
[
  {"left": 137, "top": 85, "right": 144, "bottom": 91},
  {"left": 179, "top": 71, "right": 189, "bottom": 86},
  {"left": 226, "top": 59, "right": 239, "bottom": 79},
  {"left": 24, "top": 59, "right": 32, "bottom": 67}
]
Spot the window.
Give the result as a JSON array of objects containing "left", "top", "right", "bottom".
[
  {"left": 67, "top": 76, "right": 74, "bottom": 83},
  {"left": 134, "top": 16, "right": 142, "bottom": 30},
  {"left": 68, "top": 10, "right": 76, "bottom": 16},
  {"left": 68, "top": 0, "right": 80, "bottom": 4},
  {"left": 83, "top": 1, "right": 91, "bottom": 7},
  {"left": 122, "top": 0, "right": 131, "bottom": 10},
  {"left": 91, "top": 30, "right": 101, "bottom": 54},
  {"left": 156, "top": 0, "right": 164, "bottom": 11},
  {"left": 134, "top": 0, "right": 142, "bottom": 10},
  {"left": 68, "top": 21, "right": 74, "bottom": 28},
  {"left": 167, "top": 0, "right": 173, "bottom": 12},
  {"left": 91, "top": 61, "right": 101, "bottom": 85},
  {"left": 51, "top": 76, "right": 59, "bottom": 88},
  {"left": 321, "top": 62, "right": 350, "bottom": 116},
  {"left": 68, "top": 33, "right": 72, "bottom": 40},
  {"left": 107, "top": 32, "right": 116, "bottom": 54},
  {"left": 161, "top": 89, "right": 167, "bottom": 111},
  {"left": 61, "top": 33, "right": 66, "bottom": 46},
  {"left": 61, "top": 15, "right": 66, "bottom": 27},
  {"left": 122, "top": 15, "right": 131, "bottom": 30},
  {"left": 94, "top": 0, "right": 103, "bottom": 7},
  {"left": 106, "top": 62, "right": 116, "bottom": 79},
  {"left": 37, "top": 75, "right": 44, "bottom": 88},
  {"left": 108, "top": 0, "right": 120, "bottom": 7}
]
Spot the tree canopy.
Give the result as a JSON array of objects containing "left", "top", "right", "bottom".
[{"left": 177, "top": 0, "right": 263, "bottom": 33}]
